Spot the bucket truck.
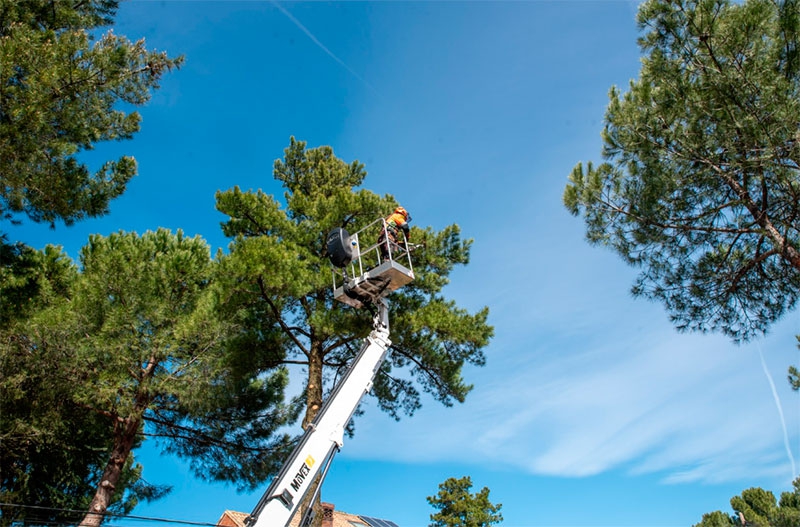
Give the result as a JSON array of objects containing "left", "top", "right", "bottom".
[{"left": 246, "top": 217, "right": 415, "bottom": 527}]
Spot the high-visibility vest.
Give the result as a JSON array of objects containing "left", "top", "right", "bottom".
[{"left": 385, "top": 212, "right": 407, "bottom": 229}]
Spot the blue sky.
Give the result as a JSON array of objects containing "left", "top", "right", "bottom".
[{"left": 10, "top": 1, "right": 800, "bottom": 526}]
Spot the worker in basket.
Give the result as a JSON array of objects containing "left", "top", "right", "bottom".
[{"left": 379, "top": 206, "right": 411, "bottom": 261}]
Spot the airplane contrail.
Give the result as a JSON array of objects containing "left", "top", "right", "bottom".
[
  {"left": 758, "top": 342, "right": 797, "bottom": 478},
  {"left": 270, "top": 1, "right": 378, "bottom": 95}
]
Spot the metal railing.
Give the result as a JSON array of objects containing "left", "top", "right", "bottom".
[{"left": 331, "top": 216, "right": 414, "bottom": 294}]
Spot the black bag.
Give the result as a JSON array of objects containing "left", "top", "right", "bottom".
[{"left": 326, "top": 227, "right": 355, "bottom": 268}]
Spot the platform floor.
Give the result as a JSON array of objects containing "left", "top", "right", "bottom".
[{"left": 333, "top": 260, "right": 415, "bottom": 308}]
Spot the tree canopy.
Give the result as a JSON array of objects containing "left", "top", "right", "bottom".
[
  {"left": 216, "top": 137, "right": 493, "bottom": 427},
  {"left": 0, "top": 2, "right": 184, "bottom": 522},
  {"left": 0, "top": 245, "right": 118, "bottom": 526},
  {"left": 564, "top": 0, "right": 800, "bottom": 341},
  {"left": 0, "top": 0, "right": 182, "bottom": 230},
  {"left": 72, "top": 229, "right": 296, "bottom": 526},
  {"left": 426, "top": 476, "right": 503, "bottom": 527},
  {"left": 214, "top": 138, "right": 493, "bottom": 522},
  {"left": 1, "top": 230, "right": 297, "bottom": 526},
  {"left": 694, "top": 478, "right": 800, "bottom": 526}
]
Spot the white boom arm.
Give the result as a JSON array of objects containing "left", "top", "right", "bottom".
[{"left": 247, "top": 300, "right": 391, "bottom": 527}]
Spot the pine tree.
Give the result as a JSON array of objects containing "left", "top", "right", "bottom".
[
  {"left": 694, "top": 478, "right": 800, "bottom": 527},
  {"left": 0, "top": 0, "right": 182, "bottom": 231},
  {"left": 0, "top": 244, "right": 122, "bottom": 526},
  {"left": 1, "top": 230, "right": 296, "bottom": 527},
  {"left": 564, "top": 0, "right": 800, "bottom": 342},
  {"left": 215, "top": 137, "right": 494, "bottom": 522},
  {"left": 427, "top": 476, "right": 503, "bottom": 527}
]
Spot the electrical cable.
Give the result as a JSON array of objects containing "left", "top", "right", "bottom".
[{"left": 0, "top": 503, "right": 220, "bottom": 527}]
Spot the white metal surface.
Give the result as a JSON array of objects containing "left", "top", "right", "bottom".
[
  {"left": 247, "top": 303, "right": 392, "bottom": 527},
  {"left": 332, "top": 217, "right": 415, "bottom": 308},
  {"left": 247, "top": 215, "right": 417, "bottom": 527},
  {"left": 333, "top": 260, "right": 414, "bottom": 308}
]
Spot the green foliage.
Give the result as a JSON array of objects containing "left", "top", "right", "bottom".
[
  {"left": 0, "top": 2, "right": 188, "bottom": 521},
  {"left": 731, "top": 487, "right": 777, "bottom": 526},
  {"left": 789, "top": 336, "right": 800, "bottom": 390},
  {"left": 775, "top": 478, "right": 800, "bottom": 527},
  {"left": 694, "top": 478, "right": 800, "bottom": 527},
  {"left": 693, "top": 510, "right": 736, "bottom": 527},
  {"left": 0, "top": 0, "right": 183, "bottom": 229},
  {"left": 564, "top": 0, "right": 800, "bottom": 342},
  {"left": 70, "top": 229, "right": 297, "bottom": 491},
  {"left": 1, "top": 230, "right": 298, "bottom": 524},
  {"left": 0, "top": 243, "right": 148, "bottom": 526},
  {"left": 215, "top": 137, "right": 493, "bottom": 435},
  {"left": 427, "top": 476, "right": 503, "bottom": 527},
  {"left": 0, "top": 237, "right": 74, "bottom": 326}
]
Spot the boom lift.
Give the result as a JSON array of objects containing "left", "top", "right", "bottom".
[{"left": 246, "top": 217, "right": 415, "bottom": 527}]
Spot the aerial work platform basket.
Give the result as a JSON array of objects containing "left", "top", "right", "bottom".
[{"left": 328, "top": 216, "right": 415, "bottom": 308}]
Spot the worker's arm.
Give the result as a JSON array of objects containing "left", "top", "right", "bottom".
[{"left": 399, "top": 222, "right": 410, "bottom": 243}]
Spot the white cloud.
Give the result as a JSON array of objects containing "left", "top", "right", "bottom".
[
  {"left": 345, "top": 306, "right": 800, "bottom": 487},
  {"left": 338, "top": 149, "right": 800, "bottom": 488}
]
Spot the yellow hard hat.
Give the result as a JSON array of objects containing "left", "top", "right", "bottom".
[{"left": 394, "top": 206, "right": 408, "bottom": 219}]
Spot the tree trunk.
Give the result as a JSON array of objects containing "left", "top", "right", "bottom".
[
  {"left": 762, "top": 220, "right": 800, "bottom": 270},
  {"left": 81, "top": 357, "right": 156, "bottom": 527},
  {"left": 79, "top": 415, "right": 141, "bottom": 527},
  {"left": 303, "top": 341, "right": 324, "bottom": 429},
  {"left": 722, "top": 170, "right": 800, "bottom": 270},
  {"left": 299, "top": 340, "right": 325, "bottom": 527}
]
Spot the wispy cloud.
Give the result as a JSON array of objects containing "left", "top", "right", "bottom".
[
  {"left": 758, "top": 341, "right": 797, "bottom": 478},
  {"left": 347, "top": 311, "right": 799, "bottom": 487},
  {"left": 330, "top": 145, "right": 799, "bottom": 488}
]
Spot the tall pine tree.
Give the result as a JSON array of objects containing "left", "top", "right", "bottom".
[
  {"left": 215, "top": 137, "right": 493, "bottom": 522},
  {"left": 427, "top": 476, "right": 503, "bottom": 527},
  {"left": 564, "top": 0, "right": 800, "bottom": 341}
]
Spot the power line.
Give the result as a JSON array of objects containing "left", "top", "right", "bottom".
[{"left": 0, "top": 503, "right": 220, "bottom": 527}]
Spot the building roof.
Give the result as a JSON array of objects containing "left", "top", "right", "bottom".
[
  {"left": 216, "top": 510, "right": 249, "bottom": 527},
  {"left": 287, "top": 508, "right": 367, "bottom": 527}
]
